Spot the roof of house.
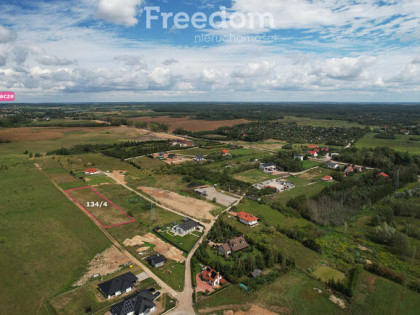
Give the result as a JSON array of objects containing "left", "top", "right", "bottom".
[
  {"left": 85, "top": 168, "right": 98, "bottom": 173},
  {"left": 327, "top": 162, "right": 338, "bottom": 166},
  {"left": 221, "top": 149, "right": 229, "bottom": 154},
  {"left": 147, "top": 254, "right": 167, "bottom": 266},
  {"left": 307, "top": 144, "right": 319, "bottom": 149},
  {"left": 177, "top": 218, "right": 200, "bottom": 232},
  {"left": 227, "top": 236, "right": 249, "bottom": 252},
  {"left": 219, "top": 243, "right": 231, "bottom": 253},
  {"left": 195, "top": 155, "right": 204, "bottom": 159},
  {"left": 98, "top": 272, "right": 138, "bottom": 297},
  {"left": 307, "top": 150, "right": 318, "bottom": 155},
  {"left": 110, "top": 290, "right": 156, "bottom": 315},
  {"left": 251, "top": 269, "right": 262, "bottom": 278},
  {"left": 345, "top": 166, "right": 354, "bottom": 173},
  {"left": 261, "top": 162, "right": 276, "bottom": 168},
  {"left": 322, "top": 176, "right": 333, "bottom": 181},
  {"left": 237, "top": 211, "right": 258, "bottom": 222},
  {"left": 377, "top": 172, "right": 389, "bottom": 178},
  {"left": 201, "top": 266, "right": 220, "bottom": 282}
]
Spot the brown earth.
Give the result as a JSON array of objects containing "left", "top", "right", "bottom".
[
  {"left": 138, "top": 186, "right": 215, "bottom": 221},
  {"left": 123, "top": 233, "right": 185, "bottom": 262},
  {"left": 75, "top": 245, "right": 132, "bottom": 286},
  {"left": 131, "top": 116, "right": 250, "bottom": 132},
  {"left": 199, "top": 304, "right": 281, "bottom": 315},
  {"left": 111, "top": 170, "right": 127, "bottom": 185}
]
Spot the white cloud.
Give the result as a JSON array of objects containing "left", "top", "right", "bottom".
[
  {"left": 0, "top": 25, "right": 16, "bottom": 43},
  {"left": 96, "top": 0, "right": 143, "bottom": 26},
  {"left": 314, "top": 57, "right": 377, "bottom": 80},
  {"left": 39, "top": 55, "right": 77, "bottom": 66}
]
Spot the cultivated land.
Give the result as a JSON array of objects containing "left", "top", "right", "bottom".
[
  {"left": 2, "top": 104, "right": 420, "bottom": 315},
  {"left": 130, "top": 116, "right": 250, "bottom": 132},
  {"left": 356, "top": 132, "right": 420, "bottom": 154}
]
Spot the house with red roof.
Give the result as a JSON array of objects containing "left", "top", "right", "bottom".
[
  {"left": 307, "top": 144, "right": 319, "bottom": 149},
  {"left": 376, "top": 172, "right": 389, "bottom": 178},
  {"left": 200, "top": 266, "right": 222, "bottom": 287},
  {"left": 344, "top": 166, "right": 354, "bottom": 175},
  {"left": 321, "top": 175, "right": 333, "bottom": 182},
  {"left": 307, "top": 150, "right": 318, "bottom": 157},
  {"left": 84, "top": 168, "right": 99, "bottom": 175},
  {"left": 237, "top": 211, "right": 259, "bottom": 226},
  {"left": 220, "top": 149, "right": 230, "bottom": 156}
]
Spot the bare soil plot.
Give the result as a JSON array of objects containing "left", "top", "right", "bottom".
[
  {"left": 123, "top": 233, "right": 185, "bottom": 262},
  {"left": 75, "top": 246, "right": 132, "bottom": 286},
  {"left": 65, "top": 186, "right": 135, "bottom": 228},
  {"left": 297, "top": 167, "right": 329, "bottom": 181},
  {"left": 138, "top": 186, "right": 216, "bottom": 220},
  {"left": 131, "top": 116, "right": 250, "bottom": 132}
]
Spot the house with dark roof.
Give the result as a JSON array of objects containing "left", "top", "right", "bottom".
[
  {"left": 259, "top": 162, "right": 277, "bottom": 173},
  {"left": 110, "top": 290, "right": 157, "bottom": 315},
  {"left": 172, "top": 218, "right": 201, "bottom": 236},
  {"left": 218, "top": 236, "right": 249, "bottom": 256},
  {"left": 327, "top": 162, "right": 339, "bottom": 169},
  {"left": 98, "top": 272, "right": 138, "bottom": 299},
  {"left": 194, "top": 155, "right": 205, "bottom": 162},
  {"left": 200, "top": 266, "right": 222, "bottom": 287},
  {"left": 147, "top": 254, "right": 167, "bottom": 268}
]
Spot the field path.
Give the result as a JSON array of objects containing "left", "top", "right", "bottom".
[{"left": 34, "top": 165, "right": 179, "bottom": 300}]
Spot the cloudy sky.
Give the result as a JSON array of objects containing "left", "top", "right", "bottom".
[{"left": 0, "top": 0, "right": 420, "bottom": 102}]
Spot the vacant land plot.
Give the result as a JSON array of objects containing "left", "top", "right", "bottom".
[
  {"left": 0, "top": 161, "right": 111, "bottom": 314},
  {"left": 198, "top": 187, "right": 239, "bottom": 207},
  {"left": 234, "top": 169, "right": 277, "bottom": 183},
  {"left": 66, "top": 186, "right": 135, "bottom": 228},
  {"left": 130, "top": 116, "right": 250, "bottom": 132},
  {"left": 124, "top": 233, "right": 185, "bottom": 263},
  {"left": 138, "top": 187, "right": 216, "bottom": 221},
  {"left": 75, "top": 245, "right": 133, "bottom": 286},
  {"left": 356, "top": 133, "right": 420, "bottom": 154}
]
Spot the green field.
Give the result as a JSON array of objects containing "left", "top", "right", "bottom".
[
  {"left": 233, "top": 168, "right": 276, "bottom": 183},
  {"left": 283, "top": 116, "right": 364, "bottom": 128},
  {"left": 156, "top": 228, "right": 201, "bottom": 252},
  {"left": 0, "top": 161, "right": 111, "bottom": 314},
  {"left": 150, "top": 260, "right": 185, "bottom": 291},
  {"left": 312, "top": 266, "right": 346, "bottom": 282},
  {"left": 356, "top": 133, "right": 420, "bottom": 154},
  {"left": 195, "top": 270, "right": 344, "bottom": 314}
]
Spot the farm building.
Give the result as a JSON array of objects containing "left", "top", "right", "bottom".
[
  {"left": 98, "top": 272, "right": 138, "bottom": 299},
  {"left": 236, "top": 211, "right": 259, "bottom": 226},
  {"left": 259, "top": 162, "right": 277, "bottom": 173},
  {"left": 147, "top": 254, "right": 167, "bottom": 268},
  {"left": 84, "top": 168, "right": 100, "bottom": 175},
  {"left": 172, "top": 218, "right": 201, "bottom": 236},
  {"left": 110, "top": 289, "right": 157, "bottom": 315},
  {"left": 218, "top": 236, "right": 249, "bottom": 256},
  {"left": 200, "top": 266, "right": 222, "bottom": 287}
]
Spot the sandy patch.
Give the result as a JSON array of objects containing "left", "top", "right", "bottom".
[
  {"left": 329, "top": 295, "right": 346, "bottom": 309},
  {"left": 138, "top": 187, "right": 215, "bottom": 221},
  {"left": 124, "top": 233, "right": 185, "bottom": 263},
  {"left": 130, "top": 116, "right": 250, "bottom": 132},
  {"left": 75, "top": 246, "right": 131, "bottom": 286},
  {"left": 111, "top": 170, "right": 127, "bottom": 185}
]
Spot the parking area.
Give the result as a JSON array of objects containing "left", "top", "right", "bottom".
[{"left": 198, "top": 187, "right": 239, "bottom": 207}]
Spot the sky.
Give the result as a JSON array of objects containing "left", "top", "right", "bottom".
[{"left": 0, "top": 0, "right": 420, "bottom": 103}]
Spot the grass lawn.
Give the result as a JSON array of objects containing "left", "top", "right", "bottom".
[
  {"left": 0, "top": 161, "right": 111, "bottom": 314},
  {"left": 356, "top": 133, "right": 420, "bottom": 154},
  {"left": 352, "top": 270, "right": 420, "bottom": 314},
  {"left": 195, "top": 270, "right": 345, "bottom": 314},
  {"left": 302, "top": 160, "right": 323, "bottom": 170},
  {"left": 271, "top": 181, "right": 332, "bottom": 206},
  {"left": 157, "top": 229, "right": 201, "bottom": 252},
  {"left": 233, "top": 169, "right": 276, "bottom": 183},
  {"left": 312, "top": 266, "right": 346, "bottom": 282},
  {"left": 149, "top": 260, "right": 185, "bottom": 291}
]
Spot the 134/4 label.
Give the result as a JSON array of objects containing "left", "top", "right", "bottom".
[{"left": 86, "top": 201, "right": 108, "bottom": 208}]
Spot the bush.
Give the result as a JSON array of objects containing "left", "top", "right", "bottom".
[{"left": 366, "top": 264, "right": 406, "bottom": 284}]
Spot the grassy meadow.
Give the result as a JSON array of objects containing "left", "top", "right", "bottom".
[{"left": 356, "top": 133, "right": 420, "bottom": 154}]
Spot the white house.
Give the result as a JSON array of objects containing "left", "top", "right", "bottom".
[
  {"left": 172, "top": 218, "right": 200, "bottom": 236},
  {"left": 237, "top": 211, "right": 259, "bottom": 226},
  {"left": 259, "top": 162, "right": 277, "bottom": 173}
]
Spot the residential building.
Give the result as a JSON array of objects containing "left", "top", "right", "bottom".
[
  {"left": 294, "top": 155, "right": 304, "bottom": 161},
  {"left": 321, "top": 175, "right": 333, "bottom": 182},
  {"left": 172, "top": 218, "right": 201, "bottom": 236},
  {"left": 85, "top": 168, "right": 99, "bottom": 175},
  {"left": 218, "top": 236, "right": 249, "bottom": 256},
  {"left": 201, "top": 266, "right": 222, "bottom": 287},
  {"left": 307, "top": 150, "right": 318, "bottom": 157},
  {"left": 147, "top": 254, "right": 167, "bottom": 268},
  {"left": 327, "top": 162, "right": 339, "bottom": 169},
  {"left": 344, "top": 166, "right": 354, "bottom": 175},
  {"left": 259, "top": 162, "right": 277, "bottom": 173},
  {"left": 194, "top": 155, "right": 205, "bottom": 162},
  {"left": 220, "top": 149, "right": 230, "bottom": 156},
  {"left": 376, "top": 172, "right": 389, "bottom": 178},
  {"left": 98, "top": 272, "right": 138, "bottom": 299},
  {"left": 110, "top": 290, "right": 157, "bottom": 315},
  {"left": 237, "top": 211, "right": 259, "bottom": 226}
]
